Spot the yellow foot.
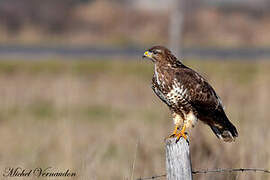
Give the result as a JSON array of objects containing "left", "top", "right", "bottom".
[
  {"left": 165, "top": 125, "right": 178, "bottom": 140},
  {"left": 169, "top": 125, "right": 178, "bottom": 137},
  {"left": 166, "top": 124, "right": 188, "bottom": 143},
  {"left": 175, "top": 130, "right": 187, "bottom": 143}
]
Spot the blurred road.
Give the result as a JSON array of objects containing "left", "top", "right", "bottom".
[{"left": 0, "top": 45, "right": 270, "bottom": 60}]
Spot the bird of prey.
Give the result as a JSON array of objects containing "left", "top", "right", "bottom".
[{"left": 143, "top": 46, "right": 238, "bottom": 142}]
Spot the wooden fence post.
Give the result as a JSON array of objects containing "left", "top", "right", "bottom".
[{"left": 165, "top": 137, "right": 193, "bottom": 180}]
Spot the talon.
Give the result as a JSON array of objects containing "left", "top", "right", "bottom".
[
  {"left": 175, "top": 124, "right": 187, "bottom": 143},
  {"left": 167, "top": 125, "right": 179, "bottom": 139},
  {"left": 175, "top": 131, "right": 187, "bottom": 143},
  {"left": 166, "top": 124, "right": 188, "bottom": 143}
]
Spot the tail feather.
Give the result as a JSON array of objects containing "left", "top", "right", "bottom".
[
  {"left": 209, "top": 110, "right": 238, "bottom": 142},
  {"left": 210, "top": 124, "right": 238, "bottom": 142}
]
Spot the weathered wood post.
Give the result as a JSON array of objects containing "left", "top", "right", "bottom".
[
  {"left": 169, "top": 0, "right": 184, "bottom": 58},
  {"left": 165, "top": 137, "right": 193, "bottom": 180}
]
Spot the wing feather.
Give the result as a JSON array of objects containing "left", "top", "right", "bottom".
[
  {"left": 174, "top": 67, "right": 221, "bottom": 111},
  {"left": 173, "top": 66, "right": 238, "bottom": 141}
]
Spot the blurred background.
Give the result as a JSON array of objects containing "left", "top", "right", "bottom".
[{"left": 0, "top": 0, "right": 269, "bottom": 179}]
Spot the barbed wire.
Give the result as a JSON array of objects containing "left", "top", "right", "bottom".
[
  {"left": 136, "top": 168, "right": 270, "bottom": 180},
  {"left": 193, "top": 168, "right": 270, "bottom": 174},
  {"left": 136, "top": 174, "right": 165, "bottom": 180}
]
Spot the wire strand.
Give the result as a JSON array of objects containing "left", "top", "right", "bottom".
[
  {"left": 193, "top": 168, "right": 270, "bottom": 174},
  {"left": 136, "top": 168, "right": 270, "bottom": 180}
]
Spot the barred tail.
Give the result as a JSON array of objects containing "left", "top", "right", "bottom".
[{"left": 210, "top": 110, "right": 238, "bottom": 142}]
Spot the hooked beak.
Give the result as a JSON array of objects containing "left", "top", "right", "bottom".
[{"left": 142, "top": 51, "right": 153, "bottom": 59}]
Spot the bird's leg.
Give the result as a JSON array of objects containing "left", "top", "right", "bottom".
[
  {"left": 175, "top": 124, "right": 187, "bottom": 143},
  {"left": 168, "top": 124, "right": 179, "bottom": 138},
  {"left": 166, "top": 122, "right": 188, "bottom": 143}
]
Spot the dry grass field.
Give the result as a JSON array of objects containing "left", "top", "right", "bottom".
[{"left": 0, "top": 59, "right": 269, "bottom": 180}]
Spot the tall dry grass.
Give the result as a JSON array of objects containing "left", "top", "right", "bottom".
[{"left": 0, "top": 59, "right": 269, "bottom": 180}]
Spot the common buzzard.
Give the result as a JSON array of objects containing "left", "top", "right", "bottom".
[{"left": 143, "top": 46, "right": 238, "bottom": 142}]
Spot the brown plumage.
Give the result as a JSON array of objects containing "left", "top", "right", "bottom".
[{"left": 143, "top": 46, "right": 238, "bottom": 142}]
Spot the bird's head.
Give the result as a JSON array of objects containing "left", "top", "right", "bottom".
[{"left": 142, "top": 46, "right": 179, "bottom": 65}]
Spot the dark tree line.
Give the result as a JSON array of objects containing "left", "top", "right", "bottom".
[{"left": 0, "top": 0, "right": 95, "bottom": 34}]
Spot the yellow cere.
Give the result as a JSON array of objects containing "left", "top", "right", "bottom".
[{"left": 144, "top": 51, "right": 152, "bottom": 58}]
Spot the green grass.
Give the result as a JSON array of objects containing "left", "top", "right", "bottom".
[
  {"left": 0, "top": 58, "right": 268, "bottom": 80},
  {"left": 0, "top": 59, "right": 269, "bottom": 180}
]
